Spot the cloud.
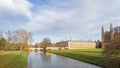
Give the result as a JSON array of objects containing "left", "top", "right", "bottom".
[
  {"left": 0, "top": 0, "right": 33, "bottom": 19},
  {"left": 1, "top": 0, "right": 120, "bottom": 43},
  {"left": 0, "top": 0, "right": 33, "bottom": 32}
]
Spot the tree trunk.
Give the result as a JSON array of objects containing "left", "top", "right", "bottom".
[{"left": 20, "top": 46, "right": 23, "bottom": 51}]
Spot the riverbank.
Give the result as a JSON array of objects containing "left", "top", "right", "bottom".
[
  {"left": 0, "top": 51, "right": 28, "bottom": 68},
  {"left": 48, "top": 49, "right": 104, "bottom": 67}
]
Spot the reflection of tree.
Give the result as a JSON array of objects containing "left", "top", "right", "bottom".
[
  {"left": 40, "top": 52, "right": 52, "bottom": 63},
  {"left": 27, "top": 51, "right": 41, "bottom": 68}
]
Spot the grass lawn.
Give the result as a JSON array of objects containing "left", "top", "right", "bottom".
[
  {"left": 63, "top": 49, "right": 103, "bottom": 56},
  {"left": 48, "top": 49, "right": 104, "bottom": 66},
  {"left": 0, "top": 51, "right": 28, "bottom": 68}
]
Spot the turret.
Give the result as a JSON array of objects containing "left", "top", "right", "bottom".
[
  {"left": 102, "top": 25, "right": 104, "bottom": 48},
  {"left": 110, "top": 23, "right": 113, "bottom": 33},
  {"left": 110, "top": 23, "right": 114, "bottom": 40}
]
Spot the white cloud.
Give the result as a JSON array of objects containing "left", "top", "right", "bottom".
[
  {"left": 1, "top": 0, "right": 120, "bottom": 43},
  {"left": 0, "top": 0, "right": 33, "bottom": 19},
  {"left": 24, "top": 10, "right": 71, "bottom": 32},
  {"left": 21, "top": 0, "right": 120, "bottom": 43}
]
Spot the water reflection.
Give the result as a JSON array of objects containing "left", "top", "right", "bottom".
[
  {"left": 27, "top": 51, "right": 41, "bottom": 68},
  {"left": 27, "top": 51, "right": 102, "bottom": 68}
]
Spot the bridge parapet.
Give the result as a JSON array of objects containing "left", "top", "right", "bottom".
[{"left": 29, "top": 48, "right": 43, "bottom": 51}]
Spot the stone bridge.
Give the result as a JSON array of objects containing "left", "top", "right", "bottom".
[
  {"left": 29, "top": 47, "right": 65, "bottom": 51},
  {"left": 29, "top": 48, "right": 43, "bottom": 51}
]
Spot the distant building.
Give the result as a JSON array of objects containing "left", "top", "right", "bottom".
[
  {"left": 38, "top": 42, "right": 53, "bottom": 48},
  {"left": 56, "top": 41, "right": 68, "bottom": 47},
  {"left": 102, "top": 23, "right": 120, "bottom": 48},
  {"left": 56, "top": 40, "right": 98, "bottom": 49},
  {"left": 96, "top": 40, "right": 102, "bottom": 48}
]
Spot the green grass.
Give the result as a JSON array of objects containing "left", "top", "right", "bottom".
[
  {"left": 0, "top": 51, "right": 28, "bottom": 68},
  {"left": 64, "top": 49, "right": 103, "bottom": 56},
  {"left": 48, "top": 49, "right": 104, "bottom": 66}
]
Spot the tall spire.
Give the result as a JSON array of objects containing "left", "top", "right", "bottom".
[
  {"left": 102, "top": 25, "right": 104, "bottom": 38},
  {"left": 110, "top": 23, "right": 114, "bottom": 40},
  {"left": 102, "top": 25, "right": 104, "bottom": 48},
  {"left": 110, "top": 23, "right": 113, "bottom": 32},
  {"left": 102, "top": 25, "right": 104, "bottom": 33},
  {"left": 102, "top": 25, "right": 104, "bottom": 40}
]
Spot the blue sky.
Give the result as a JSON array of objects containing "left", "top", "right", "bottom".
[{"left": 0, "top": 0, "right": 120, "bottom": 44}]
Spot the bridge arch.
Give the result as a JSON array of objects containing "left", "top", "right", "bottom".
[{"left": 29, "top": 48, "right": 43, "bottom": 51}]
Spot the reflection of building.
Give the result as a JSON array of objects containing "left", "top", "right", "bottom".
[
  {"left": 56, "top": 40, "right": 99, "bottom": 49},
  {"left": 102, "top": 23, "right": 120, "bottom": 48}
]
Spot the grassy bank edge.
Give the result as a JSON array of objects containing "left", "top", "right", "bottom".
[
  {"left": 0, "top": 51, "right": 28, "bottom": 68},
  {"left": 48, "top": 50, "right": 104, "bottom": 67}
]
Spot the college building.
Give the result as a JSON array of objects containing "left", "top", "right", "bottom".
[
  {"left": 56, "top": 40, "right": 101, "bottom": 49},
  {"left": 102, "top": 23, "right": 120, "bottom": 48}
]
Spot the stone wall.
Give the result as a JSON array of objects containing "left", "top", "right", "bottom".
[{"left": 68, "top": 41, "right": 96, "bottom": 49}]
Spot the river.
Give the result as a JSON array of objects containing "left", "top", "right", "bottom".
[{"left": 27, "top": 51, "right": 102, "bottom": 68}]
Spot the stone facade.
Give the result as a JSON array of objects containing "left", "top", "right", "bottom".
[
  {"left": 56, "top": 40, "right": 97, "bottom": 49},
  {"left": 102, "top": 23, "right": 120, "bottom": 48},
  {"left": 68, "top": 41, "right": 96, "bottom": 49},
  {"left": 56, "top": 41, "right": 68, "bottom": 47},
  {"left": 102, "top": 24, "right": 112, "bottom": 48}
]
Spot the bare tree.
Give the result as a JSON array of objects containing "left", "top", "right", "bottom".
[
  {"left": 41, "top": 37, "right": 52, "bottom": 51},
  {"left": 4, "top": 29, "right": 33, "bottom": 50},
  {"left": 0, "top": 38, "right": 6, "bottom": 50},
  {"left": 14, "top": 29, "right": 33, "bottom": 50},
  {"left": 0, "top": 31, "right": 3, "bottom": 40},
  {"left": 5, "top": 30, "right": 13, "bottom": 50},
  {"left": 28, "top": 32, "right": 33, "bottom": 44},
  {"left": 114, "top": 26, "right": 120, "bottom": 33},
  {"left": 103, "top": 26, "right": 120, "bottom": 68},
  {"left": 0, "top": 31, "right": 6, "bottom": 50},
  {"left": 111, "top": 26, "right": 120, "bottom": 51}
]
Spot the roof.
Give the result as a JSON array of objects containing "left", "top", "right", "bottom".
[{"left": 56, "top": 40, "right": 95, "bottom": 43}]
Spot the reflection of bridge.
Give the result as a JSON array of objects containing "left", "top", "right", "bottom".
[{"left": 29, "top": 48, "right": 43, "bottom": 51}]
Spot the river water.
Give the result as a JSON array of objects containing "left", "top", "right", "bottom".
[{"left": 27, "top": 51, "right": 102, "bottom": 68}]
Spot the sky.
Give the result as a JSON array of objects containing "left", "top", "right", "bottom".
[{"left": 0, "top": 0, "right": 120, "bottom": 44}]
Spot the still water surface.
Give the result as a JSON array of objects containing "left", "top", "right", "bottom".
[{"left": 27, "top": 51, "right": 102, "bottom": 68}]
